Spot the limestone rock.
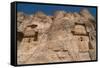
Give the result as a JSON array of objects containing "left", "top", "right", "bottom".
[
  {"left": 17, "top": 12, "right": 25, "bottom": 22},
  {"left": 54, "top": 11, "right": 66, "bottom": 19},
  {"left": 17, "top": 9, "right": 96, "bottom": 64},
  {"left": 72, "top": 25, "right": 87, "bottom": 35},
  {"left": 79, "top": 52, "right": 91, "bottom": 61},
  {"left": 89, "top": 49, "right": 96, "bottom": 60},
  {"left": 80, "top": 8, "right": 95, "bottom": 21}
]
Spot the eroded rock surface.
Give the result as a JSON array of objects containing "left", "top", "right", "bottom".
[{"left": 17, "top": 9, "right": 97, "bottom": 64}]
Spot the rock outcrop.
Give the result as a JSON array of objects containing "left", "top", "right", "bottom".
[{"left": 17, "top": 9, "right": 97, "bottom": 64}]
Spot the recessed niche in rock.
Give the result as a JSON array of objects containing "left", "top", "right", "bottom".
[{"left": 17, "top": 8, "right": 97, "bottom": 64}]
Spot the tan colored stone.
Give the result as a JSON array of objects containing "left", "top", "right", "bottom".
[
  {"left": 80, "top": 8, "right": 95, "bottom": 21},
  {"left": 47, "top": 41, "right": 64, "bottom": 51},
  {"left": 54, "top": 11, "right": 66, "bottom": 19},
  {"left": 79, "top": 52, "right": 91, "bottom": 61},
  {"left": 89, "top": 49, "right": 96, "bottom": 60},
  {"left": 56, "top": 51, "right": 73, "bottom": 62},
  {"left": 17, "top": 12, "right": 25, "bottom": 22},
  {"left": 74, "top": 36, "right": 89, "bottom": 52},
  {"left": 17, "top": 9, "right": 96, "bottom": 64},
  {"left": 72, "top": 25, "right": 87, "bottom": 35}
]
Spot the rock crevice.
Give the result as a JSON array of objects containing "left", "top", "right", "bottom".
[{"left": 17, "top": 9, "right": 96, "bottom": 64}]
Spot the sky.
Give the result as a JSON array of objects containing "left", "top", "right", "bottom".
[{"left": 17, "top": 3, "right": 97, "bottom": 17}]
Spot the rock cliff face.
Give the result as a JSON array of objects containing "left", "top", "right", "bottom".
[{"left": 17, "top": 9, "right": 96, "bottom": 64}]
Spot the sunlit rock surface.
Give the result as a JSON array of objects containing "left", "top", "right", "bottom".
[{"left": 17, "top": 9, "right": 97, "bottom": 64}]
